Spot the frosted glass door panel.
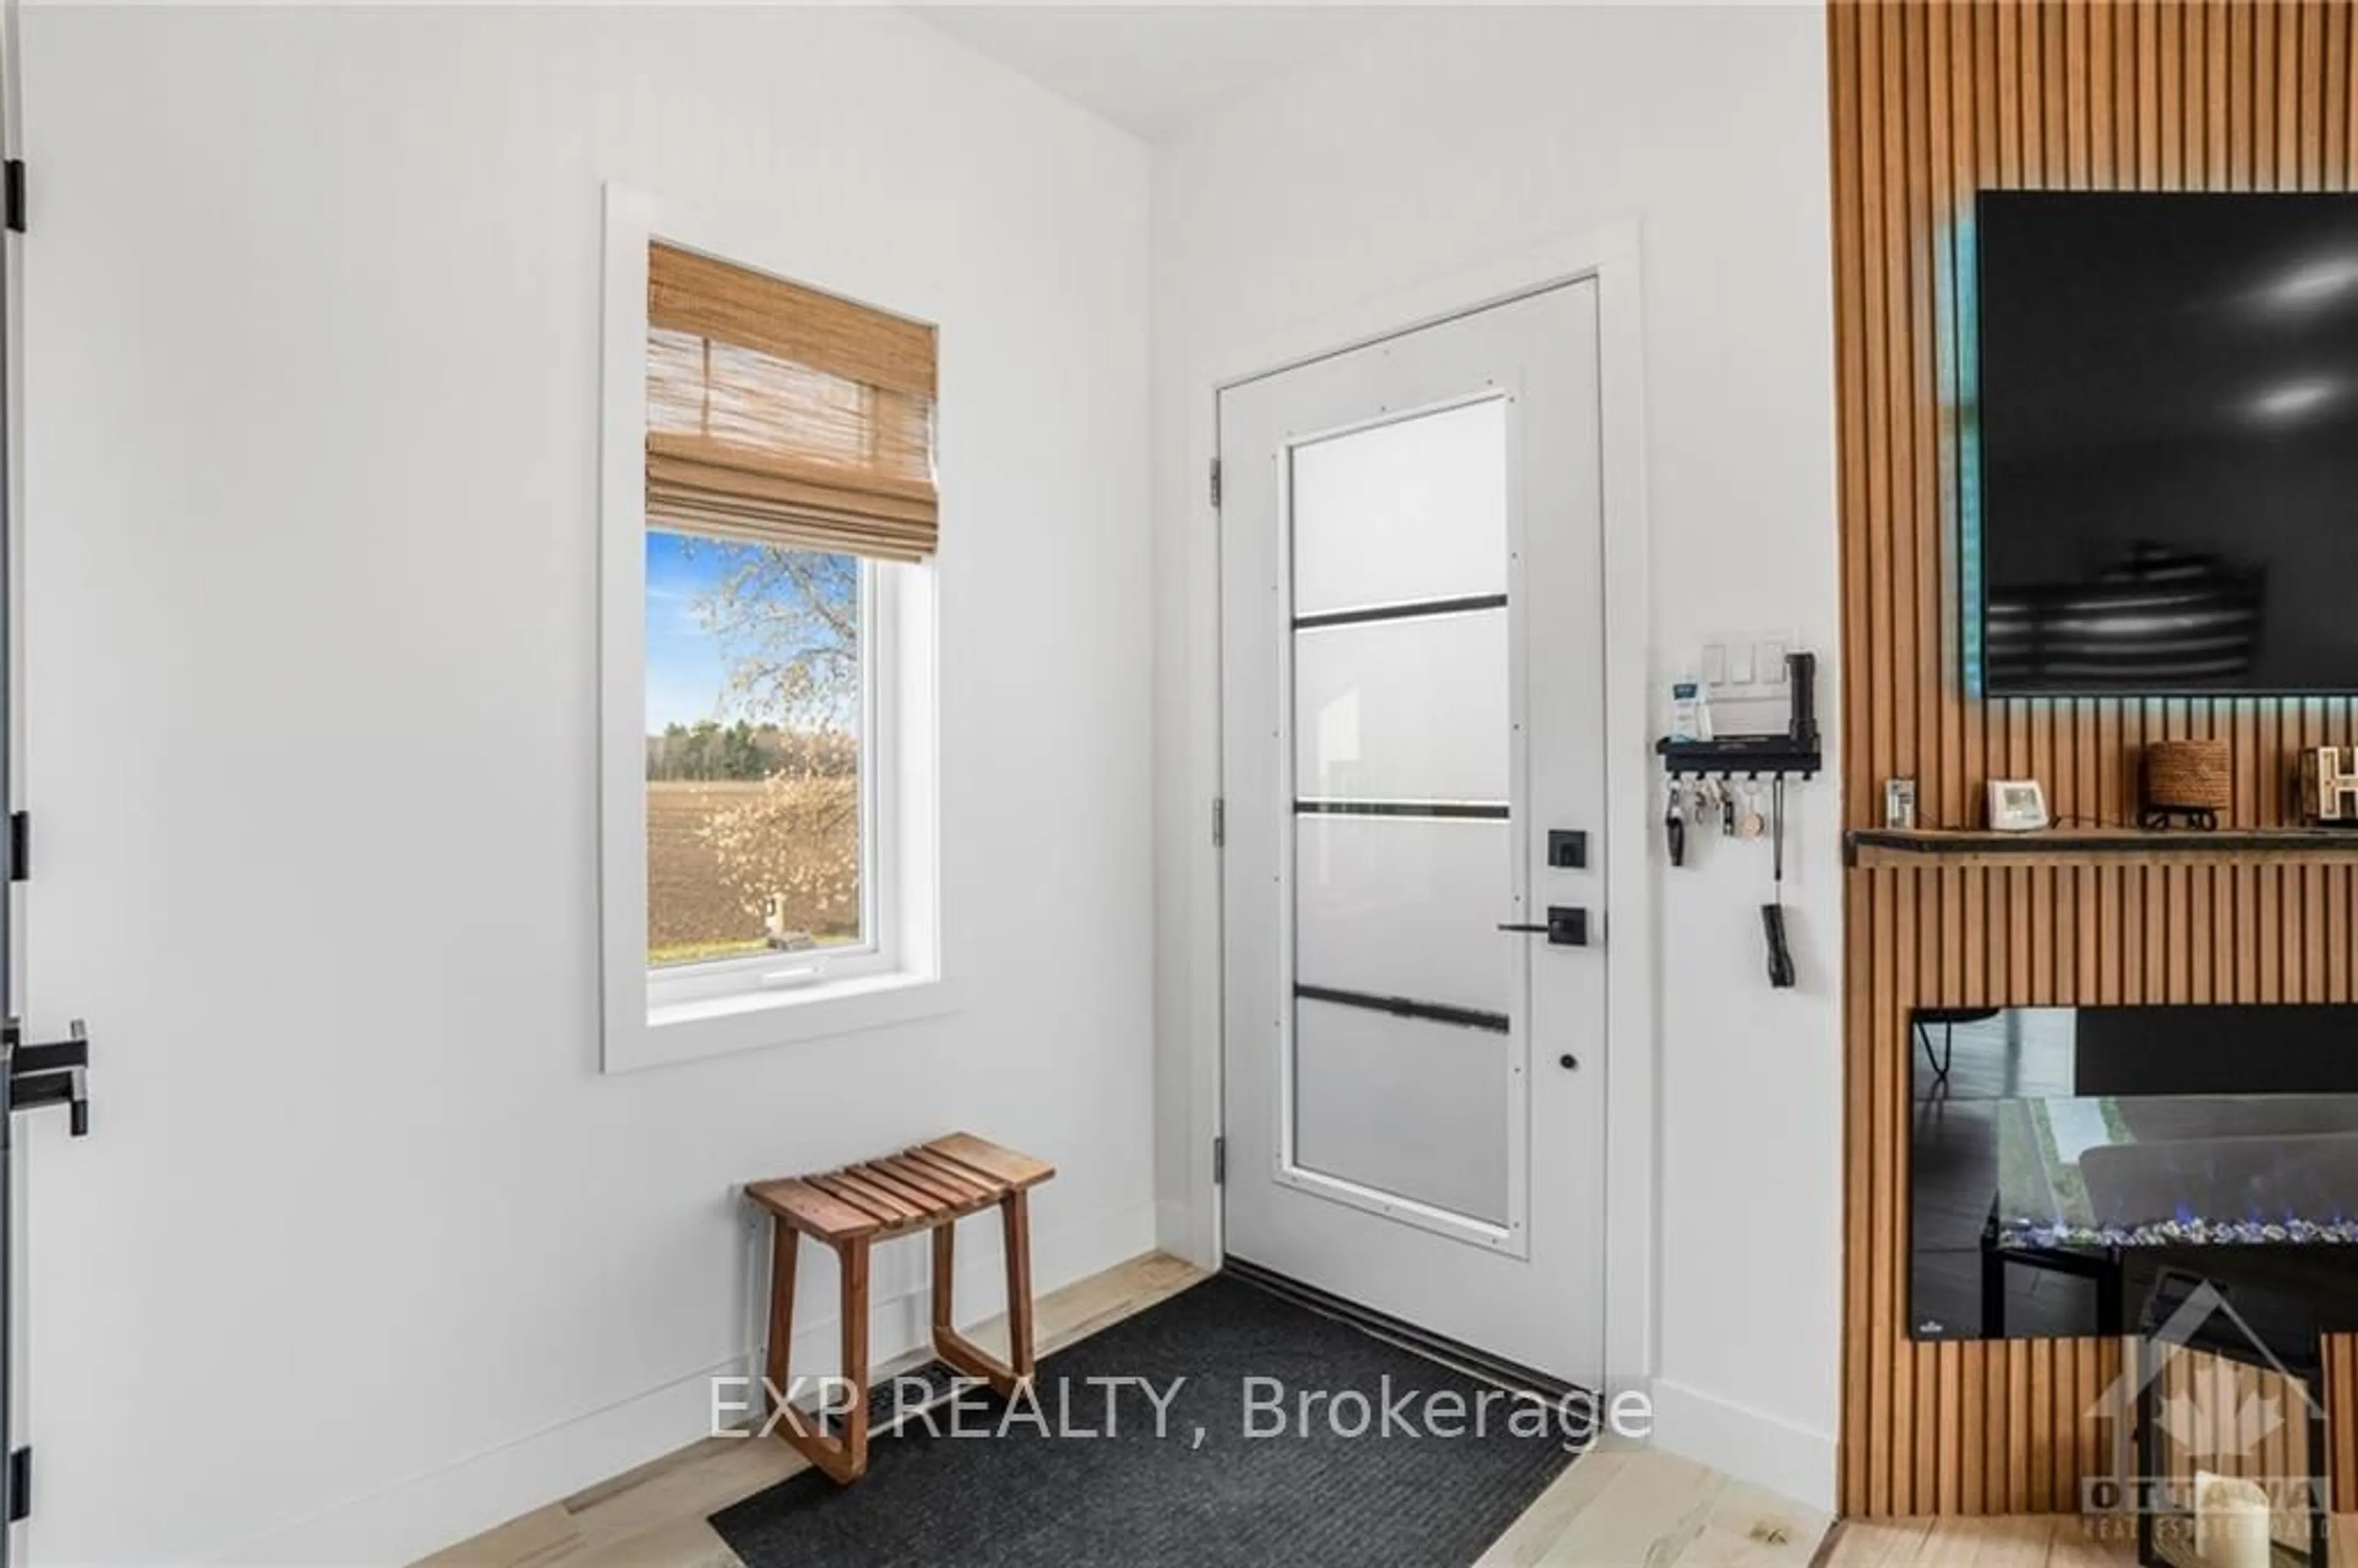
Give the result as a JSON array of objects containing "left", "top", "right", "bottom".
[
  {"left": 1296, "top": 815, "right": 1510, "bottom": 1014},
  {"left": 1294, "top": 610, "right": 1508, "bottom": 804},
  {"left": 1291, "top": 400, "right": 1509, "bottom": 618},
  {"left": 1294, "top": 998, "right": 1509, "bottom": 1225}
]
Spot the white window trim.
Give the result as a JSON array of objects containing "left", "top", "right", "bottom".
[{"left": 598, "top": 183, "right": 951, "bottom": 1074}]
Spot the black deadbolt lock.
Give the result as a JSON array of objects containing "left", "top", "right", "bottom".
[{"left": 1547, "top": 829, "right": 1589, "bottom": 870}]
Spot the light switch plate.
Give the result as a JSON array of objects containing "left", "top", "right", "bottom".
[
  {"left": 1701, "top": 630, "right": 1800, "bottom": 734},
  {"left": 1702, "top": 631, "right": 1797, "bottom": 689}
]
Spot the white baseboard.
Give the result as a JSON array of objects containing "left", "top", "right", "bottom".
[
  {"left": 211, "top": 1200, "right": 1159, "bottom": 1566},
  {"left": 1646, "top": 1377, "right": 1836, "bottom": 1513},
  {"left": 1152, "top": 1197, "right": 1215, "bottom": 1269}
]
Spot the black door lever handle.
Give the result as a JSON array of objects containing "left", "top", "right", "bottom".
[{"left": 1498, "top": 908, "right": 1591, "bottom": 947}]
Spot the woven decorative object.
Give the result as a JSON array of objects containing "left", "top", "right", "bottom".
[{"left": 2142, "top": 739, "right": 2232, "bottom": 829}]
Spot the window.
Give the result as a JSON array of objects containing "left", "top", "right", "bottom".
[
  {"left": 601, "top": 189, "right": 947, "bottom": 1071},
  {"left": 643, "top": 537, "right": 880, "bottom": 985}
]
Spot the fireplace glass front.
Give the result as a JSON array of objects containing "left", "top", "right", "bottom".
[{"left": 1910, "top": 1006, "right": 2358, "bottom": 1344}]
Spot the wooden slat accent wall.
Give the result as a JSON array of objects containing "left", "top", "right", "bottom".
[{"left": 1830, "top": 0, "right": 2358, "bottom": 1518}]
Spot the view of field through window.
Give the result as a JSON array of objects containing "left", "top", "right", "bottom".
[{"left": 645, "top": 530, "right": 863, "bottom": 966}]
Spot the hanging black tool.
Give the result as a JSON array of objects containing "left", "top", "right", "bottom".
[
  {"left": 1759, "top": 653, "right": 1815, "bottom": 989},
  {"left": 1664, "top": 780, "right": 1686, "bottom": 868},
  {"left": 1761, "top": 774, "right": 1796, "bottom": 988}
]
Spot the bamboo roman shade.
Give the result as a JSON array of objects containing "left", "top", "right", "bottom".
[{"left": 646, "top": 242, "right": 938, "bottom": 562}]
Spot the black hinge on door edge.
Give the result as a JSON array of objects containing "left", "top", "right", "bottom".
[
  {"left": 4, "top": 163, "right": 25, "bottom": 234},
  {"left": 9, "top": 1447, "right": 27, "bottom": 1522},
  {"left": 1212, "top": 1136, "right": 1225, "bottom": 1186},
  {"left": 1208, "top": 458, "right": 1221, "bottom": 510},
  {"left": 1211, "top": 798, "right": 1225, "bottom": 848},
  {"left": 7, "top": 813, "right": 26, "bottom": 883}
]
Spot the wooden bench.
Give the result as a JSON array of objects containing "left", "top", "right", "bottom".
[{"left": 745, "top": 1131, "right": 1055, "bottom": 1484}]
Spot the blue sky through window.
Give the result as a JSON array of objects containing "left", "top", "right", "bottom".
[
  {"left": 645, "top": 531, "right": 737, "bottom": 732},
  {"left": 646, "top": 532, "right": 861, "bottom": 735}
]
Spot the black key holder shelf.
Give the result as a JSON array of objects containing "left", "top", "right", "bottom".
[
  {"left": 1653, "top": 650, "right": 1823, "bottom": 783},
  {"left": 4, "top": 1019, "right": 90, "bottom": 1137},
  {"left": 1653, "top": 651, "right": 1820, "bottom": 990},
  {"left": 1654, "top": 736, "right": 1823, "bottom": 781}
]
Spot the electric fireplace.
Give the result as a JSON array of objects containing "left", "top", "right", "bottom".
[
  {"left": 1910, "top": 1006, "right": 2358, "bottom": 1568},
  {"left": 1912, "top": 1006, "right": 2358, "bottom": 1344}
]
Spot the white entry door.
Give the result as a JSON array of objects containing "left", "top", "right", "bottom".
[{"left": 1218, "top": 282, "right": 1607, "bottom": 1388}]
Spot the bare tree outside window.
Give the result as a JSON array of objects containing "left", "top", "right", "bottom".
[{"left": 645, "top": 532, "right": 864, "bottom": 966}]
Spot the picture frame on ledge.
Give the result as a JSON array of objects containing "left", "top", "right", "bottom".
[{"left": 1986, "top": 779, "right": 2050, "bottom": 834}]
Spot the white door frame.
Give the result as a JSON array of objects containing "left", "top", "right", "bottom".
[{"left": 1173, "top": 220, "right": 1656, "bottom": 1399}]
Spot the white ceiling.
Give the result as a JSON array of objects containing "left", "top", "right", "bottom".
[{"left": 910, "top": 5, "right": 1391, "bottom": 139}]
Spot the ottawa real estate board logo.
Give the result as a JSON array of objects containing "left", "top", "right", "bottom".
[{"left": 2078, "top": 1275, "right": 2327, "bottom": 1554}]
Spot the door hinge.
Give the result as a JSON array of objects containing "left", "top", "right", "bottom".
[
  {"left": 9, "top": 1445, "right": 29, "bottom": 1522},
  {"left": 1208, "top": 457, "right": 1222, "bottom": 510},
  {"left": 7, "top": 812, "right": 27, "bottom": 883},
  {"left": 4, "top": 161, "right": 25, "bottom": 234},
  {"left": 1212, "top": 1135, "right": 1226, "bottom": 1187},
  {"left": 1211, "top": 797, "right": 1225, "bottom": 848}
]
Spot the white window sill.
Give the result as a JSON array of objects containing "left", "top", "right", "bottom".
[{"left": 607, "top": 969, "right": 960, "bottom": 1073}]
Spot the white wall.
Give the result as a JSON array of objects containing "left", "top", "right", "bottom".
[
  {"left": 18, "top": 7, "right": 1151, "bottom": 1560},
  {"left": 1148, "top": 4, "right": 1843, "bottom": 1507}
]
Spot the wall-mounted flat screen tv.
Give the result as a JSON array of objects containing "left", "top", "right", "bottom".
[{"left": 1976, "top": 190, "right": 2358, "bottom": 696}]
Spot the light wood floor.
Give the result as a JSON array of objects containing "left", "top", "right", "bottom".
[
  {"left": 1821, "top": 1514, "right": 2358, "bottom": 1566},
  {"left": 1816, "top": 1517, "right": 2131, "bottom": 1567},
  {"left": 421, "top": 1251, "right": 1835, "bottom": 1568}
]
